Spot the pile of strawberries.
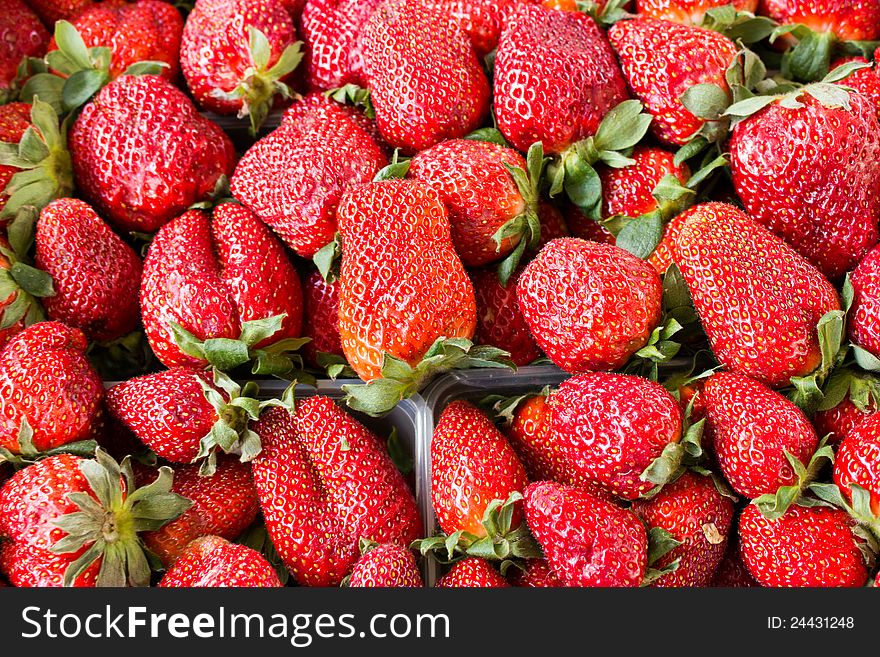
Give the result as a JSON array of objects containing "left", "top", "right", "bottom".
[{"left": 0, "top": 0, "right": 879, "bottom": 588}]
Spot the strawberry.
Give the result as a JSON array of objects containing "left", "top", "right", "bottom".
[
  {"left": 48, "top": 0, "right": 183, "bottom": 82},
  {"left": 738, "top": 503, "right": 869, "bottom": 587},
  {"left": 426, "top": 0, "right": 523, "bottom": 57},
  {"left": 608, "top": 17, "right": 738, "bottom": 146},
  {"left": 0, "top": 103, "right": 34, "bottom": 215},
  {"left": 0, "top": 232, "right": 29, "bottom": 348},
  {"left": 35, "top": 198, "right": 142, "bottom": 342},
  {"left": 711, "top": 537, "right": 759, "bottom": 587},
  {"left": 0, "top": 0, "right": 49, "bottom": 93},
  {"left": 301, "top": 269, "right": 345, "bottom": 368},
  {"left": 564, "top": 204, "right": 617, "bottom": 244},
  {"left": 348, "top": 542, "right": 423, "bottom": 587},
  {"left": 702, "top": 372, "right": 820, "bottom": 499},
  {"left": 504, "top": 391, "right": 568, "bottom": 483},
  {"left": 69, "top": 74, "right": 236, "bottom": 234},
  {"left": 729, "top": 87, "right": 880, "bottom": 280},
  {"left": 435, "top": 557, "right": 509, "bottom": 587},
  {"left": 525, "top": 480, "right": 648, "bottom": 587},
  {"left": 507, "top": 558, "right": 564, "bottom": 587},
  {"left": 517, "top": 238, "right": 663, "bottom": 373},
  {"left": 360, "top": 0, "right": 490, "bottom": 153},
  {"left": 548, "top": 372, "right": 683, "bottom": 499},
  {"left": 673, "top": 203, "right": 841, "bottom": 388},
  {"left": 180, "top": 0, "right": 303, "bottom": 134},
  {"left": 0, "top": 322, "right": 102, "bottom": 455},
  {"left": 599, "top": 145, "right": 691, "bottom": 220},
  {"left": 300, "top": 0, "right": 381, "bottom": 90},
  {"left": 431, "top": 401, "right": 528, "bottom": 537},
  {"left": 251, "top": 397, "right": 422, "bottom": 587},
  {"left": 230, "top": 94, "right": 387, "bottom": 259},
  {"left": 847, "top": 244, "right": 880, "bottom": 359},
  {"left": 493, "top": 4, "right": 628, "bottom": 154},
  {"left": 0, "top": 450, "right": 191, "bottom": 587},
  {"left": 23, "top": 0, "right": 92, "bottom": 24},
  {"left": 407, "top": 138, "right": 540, "bottom": 269},
  {"left": 647, "top": 210, "right": 689, "bottom": 273},
  {"left": 833, "top": 413, "right": 880, "bottom": 515},
  {"left": 140, "top": 203, "right": 304, "bottom": 371},
  {"left": 470, "top": 266, "right": 541, "bottom": 367},
  {"left": 637, "top": 0, "right": 758, "bottom": 23},
  {"left": 138, "top": 456, "right": 260, "bottom": 567},
  {"left": 811, "top": 369, "right": 880, "bottom": 444},
  {"left": 632, "top": 472, "right": 735, "bottom": 587},
  {"left": 831, "top": 52, "right": 880, "bottom": 119},
  {"left": 813, "top": 396, "right": 878, "bottom": 445},
  {"left": 759, "top": 0, "right": 880, "bottom": 40},
  {"left": 158, "top": 536, "right": 282, "bottom": 588}
]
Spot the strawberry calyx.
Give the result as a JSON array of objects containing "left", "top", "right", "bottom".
[
  {"left": 413, "top": 492, "right": 542, "bottom": 564},
  {"left": 50, "top": 448, "right": 193, "bottom": 587},
  {"left": 313, "top": 232, "right": 342, "bottom": 283},
  {"left": 0, "top": 207, "right": 53, "bottom": 331},
  {"left": 788, "top": 303, "right": 848, "bottom": 413},
  {"left": 315, "top": 351, "right": 357, "bottom": 380},
  {"left": 0, "top": 417, "right": 97, "bottom": 467},
  {"left": 639, "top": 397, "right": 707, "bottom": 495},
  {"left": 342, "top": 337, "right": 515, "bottom": 416},
  {"left": 814, "top": 367, "right": 880, "bottom": 416},
  {"left": 576, "top": 0, "right": 632, "bottom": 28},
  {"left": 809, "top": 482, "right": 880, "bottom": 565},
  {"left": 0, "top": 98, "right": 73, "bottom": 219},
  {"left": 210, "top": 27, "right": 303, "bottom": 137},
  {"left": 546, "top": 99, "right": 653, "bottom": 220},
  {"left": 479, "top": 386, "right": 552, "bottom": 427},
  {"left": 698, "top": 6, "right": 777, "bottom": 44},
  {"left": 640, "top": 526, "right": 683, "bottom": 586},
  {"left": 753, "top": 436, "right": 837, "bottom": 520},
  {"left": 325, "top": 83, "right": 375, "bottom": 119},
  {"left": 766, "top": 22, "right": 876, "bottom": 83}
]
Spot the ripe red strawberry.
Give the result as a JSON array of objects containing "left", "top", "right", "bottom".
[
  {"left": 426, "top": 0, "right": 523, "bottom": 57},
  {"left": 759, "top": 0, "right": 880, "bottom": 40},
  {"left": 470, "top": 266, "right": 541, "bottom": 367},
  {"left": 647, "top": 210, "right": 689, "bottom": 273},
  {"left": 431, "top": 400, "right": 528, "bottom": 537},
  {"left": 48, "top": 0, "right": 183, "bottom": 81},
  {"left": 0, "top": 450, "right": 191, "bottom": 587},
  {"left": 436, "top": 557, "right": 509, "bottom": 587},
  {"left": 608, "top": 18, "right": 738, "bottom": 146},
  {"left": 301, "top": 269, "right": 344, "bottom": 368},
  {"left": 599, "top": 145, "right": 690, "bottom": 220},
  {"left": 564, "top": 204, "right": 617, "bottom": 244},
  {"left": 252, "top": 398, "right": 422, "bottom": 587},
  {"left": 833, "top": 414, "right": 880, "bottom": 515},
  {"left": 138, "top": 456, "right": 260, "bottom": 567},
  {"left": 0, "top": 103, "right": 34, "bottom": 215},
  {"left": 637, "top": 0, "right": 758, "bottom": 23},
  {"left": 711, "top": 537, "right": 759, "bottom": 587},
  {"left": 158, "top": 536, "right": 282, "bottom": 588},
  {"left": 0, "top": 322, "right": 103, "bottom": 454},
  {"left": 812, "top": 379, "right": 878, "bottom": 445},
  {"left": 360, "top": 0, "right": 490, "bottom": 153},
  {"left": 517, "top": 238, "right": 663, "bottom": 373},
  {"left": 525, "top": 480, "right": 648, "bottom": 587},
  {"left": 702, "top": 372, "right": 820, "bottom": 499},
  {"left": 23, "top": 0, "right": 92, "bottom": 24},
  {"left": 180, "top": 0, "right": 302, "bottom": 133},
  {"left": 494, "top": 5, "right": 628, "bottom": 154},
  {"left": 300, "top": 0, "right": 381, "bottom": 90},
  {"left": 35, "top": 198, "right": 142, "bottom": 342},
  {"left": 348, "top": 542, "right": 423, "bottom": 587},
  {"left": 739, "top": 503, "right": 868, "bottom": 587},
  {"left": 729, "top": 90, "right": 880, "bottom": 280},
  {"left": 847, "top": 244, "right": 880, "bottom": 359},
  {"left": 69, "top": 74, "right": 236, "bottom": 234},
  {"left": 549, "top": 372, "right": 682, "bottom": 499},
  {"left": 231, "top": 94, "right": 387, "bottom": 258},
  {"left": 632, "top": 472, "right": 735, "bottom": 587},
  {"left": 140, "top": 203, "right": 303, "bottom": 369},
  {"left": 673, "top": 203, "right": 841, "bottom": 387},
  {"left": 507, "top": 558, "right": 564, "bottom": 587},
  {"left": 0, "top": 0, "right": 49, "bottom": 92},
  {"left": 337, "top": 180, "right": 476, "bottom": 383},
  {"left": 408, "top": 139, "right": 536, "bottom": 268}
]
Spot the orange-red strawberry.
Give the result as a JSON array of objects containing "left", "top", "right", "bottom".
[
  {"left": 231, "top": 94, "right": 387, "bottom": 258},
  {"left": 702, "top": 372, "right": 820, "bottom": 499},
  {"left": 548, "top": 372, "right": 683, "bottom": 500},
  {"left": 348, "top": 542, "right": 423, "bottom": 587},
  {"left": 632, "top": 472, "right": 735, "bottom": 587},
  {"left": 69, "top": 74, "right": 236, "bottom": 234},
  {"left": 0, "top": 450, "right": 191, "bottom": 587},
  {"left": 847, "top": 244, "right": 880, "bottom": 358},
  {"left": 833, "top": 413, "right": 880, "bottom": 515},
  {"left": 435, "top": 557, "right": 509, "bottom": 587},
  {"left": 138, "top": 456, "right": 260, "bottom": 567},
  {"left": 431, "top": 400, "right": 528, "bottom": 537},
  {"left": 599, "top": 145, "right": 691, "bottom": 219},
  {"left": 759, "top": 0, "right": 880, "bottom": 40},
  {"left": 637, "top": 0, "right": 758, "bottom": 23},
  {"left": 158, "top": 536, "right": 282, "bottom": 588},
  {"left": 301, "top": 269, "right": 344, "bottom": 368},
  {"left": 525, "top": 480, "right": 648, "bottom": 587},
  {"left": 0, "top": 322, "right": 102, "bottom": 455},
  {"left": 507, "top": 558, "right": 564, "bottom": 587},
  {"left": 360, "top": 0, "right": 490, "bottom": 153},
  {"left": 140, "top": 203, "right": 303, "bottom": 370},
  {"left": 300, "top": 0, "right": 381, "bottom": 90},
  {"left": 180, "top": 0, "right": 303, "bottom": 133},
  {"left": 608, "top": 17, "right": 738, "bottom": 146},
  {"left": 673, "top": 203, "right": 841, "bottom": 387},
  {"left": 252, "top": 398, "right": 422, "bottom": 587},
  {"left": 337, "top": 180, "right": 476, "bottom": 382},
  {"left": 35, "top": 198, "right": 142, "bottom": 342},
  {"left": 729, "top": 88, "right": 880, "bottom": 279},
  {"left": 48, "top": 0, "right": 183, "bottom": 81},
  {"left": 517, "top": 238, "right": 663, "bottom": 373},
  {"left": 831, "top": 51, "right": 880, "bottom": 119},
  {"left": 494, "top": 5, "right": 628, "bottom": 154},
  {"left": 0, "top": 0, "right": 49, "bottom": 93},
  {"left": 738, "top": 503, "right": 869, "bottom": 587}
]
